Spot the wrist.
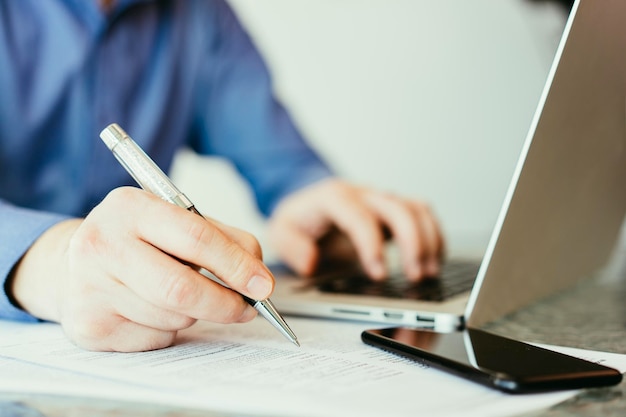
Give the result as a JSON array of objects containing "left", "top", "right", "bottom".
[{"left": 10, "top": 218, "right": 81, "bottom": 322}]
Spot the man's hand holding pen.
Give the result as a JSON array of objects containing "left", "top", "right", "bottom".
[{"left": 9, "top": 188, "right": 273, "bottom": 352}]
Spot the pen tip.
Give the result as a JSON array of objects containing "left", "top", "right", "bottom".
[{"left": 293, "top": 339, "right": 301, "bottom": 347}]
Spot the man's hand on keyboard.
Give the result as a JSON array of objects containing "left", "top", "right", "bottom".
[{"left": 267, "top": 178, "right": 445, "bottom": 282}]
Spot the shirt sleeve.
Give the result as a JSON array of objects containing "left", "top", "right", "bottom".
[
  {"left": 189, "top": 1, "right": 334, "bottom": 217},
  {"left": 0, "top": 200, "right": 69, "bottom": 321}
]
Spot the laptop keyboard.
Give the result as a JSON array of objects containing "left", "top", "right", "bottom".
[{"left": 310, "top": 260, "right": 480, "bottom": 301}]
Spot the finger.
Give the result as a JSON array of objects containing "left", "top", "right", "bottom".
[
  {"left": 104, "top": 277, "right": 199, "bottom": 331},
  {"left": 111, "top": 282, "right": 257, "bottom": 331},
  {"left": 319, "top": 190, "right": 386, "bottom": 280},
  {"left": 112, "top": 189, "right": 275, "bottom": 300},
  {"left": 411, "top": 201, "right": 446, "bottom": 275},
  {"left": 108, "top": 238, "right": 258, "bottom": 323},
  {"left": 364, "top": 192, "right": 445, "bottom": 281},
  {"left": 64, "top": 312, "right": 178, "bottom": 352},
  {"left": 114, "top": 290, "right": 197, "bottom": 331},
  {"left": 209, "top": 218, "right": 264, "bottom": 260},
  {"left": 363, "top": 191, "right": 426, "bottom": 280}
]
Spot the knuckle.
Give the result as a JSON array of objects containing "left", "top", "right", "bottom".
[
  {"left": 162, "top": 313, "right": 197, "bottom": 331},
  {"left": 414, "top": 200, "right": 433, "bottom": 215},
  {"left": 185, "top": 218, "right": 217, "bottom": 259},
  {"left": 65, "top": 312, "right": 116, "bottom": 351},
  {"left": 372, "top": 188, "right": 395, "bottom": 201},
  {"left": 159, "top": 265, "right": 199, "bottom": 309},
  {"left": 177, "top": 315, "right": 197, "bottom": 329},
  {"left": 239, "top": 231, "right": 263, "bottom": 258},
  {"left": 103, "top": 186, "right": 139, "bottom": 208},
  {"left": 68, "top": 224, "right": 103, "bottom": 259},
  {"left": 222, "top": 244, "right": 254, "bottom": 288}
]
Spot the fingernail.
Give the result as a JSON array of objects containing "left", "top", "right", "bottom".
[
  {"left": 247, "top": 275, "right": 272, "bottom": 300},
  {"left": 426, "top": 258, "right": 440, "bottom": 276},
  {"left": 369, "top": 260, "right": 386, "bottom": 280},
  {"left": 407, "top": 262, "right": 422, "bottom": 281}
]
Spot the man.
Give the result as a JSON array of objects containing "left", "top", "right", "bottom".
[{"left": 0, "top": 0, "right": 443, "bottom": 352}]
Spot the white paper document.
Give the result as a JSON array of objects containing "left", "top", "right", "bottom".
[{"left": 0, "top": 318, "right": 624, "bottom": 417}]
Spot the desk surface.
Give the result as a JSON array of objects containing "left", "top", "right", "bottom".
[
  {"left": 485, "top": 268, "right": 626, "bottom": 417},
  {"left": 1, "top": 267, "right": 625, "bottom": 417}
]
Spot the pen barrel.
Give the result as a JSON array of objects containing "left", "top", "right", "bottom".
[{"left": 100, "top": 124, "right": 193, "bottom": 209}]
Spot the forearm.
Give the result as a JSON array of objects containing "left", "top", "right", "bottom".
[{"left": 191, "top": 1, "right": 334, "bottom": 216}]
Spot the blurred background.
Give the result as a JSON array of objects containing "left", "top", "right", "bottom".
[{"left": 171, "top": 0, "right": 571, "bottom": 261}]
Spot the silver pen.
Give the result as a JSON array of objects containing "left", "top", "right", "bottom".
[{"left": 100, "top": 123, "right": 299, "bottom": 347}]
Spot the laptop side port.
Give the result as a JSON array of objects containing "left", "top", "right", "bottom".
[
  {"left": 332, "top": 308, "right": 371, "bottom": 316},
  {"left": 383, "top": 311, "right": 404, "bottom": 320},
  {"left": 415, "top": 314, "right": 435, "bottom": 323}
]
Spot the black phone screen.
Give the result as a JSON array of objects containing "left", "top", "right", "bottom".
[{"left": 362, "top": 327, "right": 622, "bottom": 393}]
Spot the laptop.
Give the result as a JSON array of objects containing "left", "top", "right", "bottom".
[{"left": 270, "top": 0, "right": 626, "bottom": 331}]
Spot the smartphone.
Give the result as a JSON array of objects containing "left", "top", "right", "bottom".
[{"left": 362, "top": 327, "right": 622, "bottom": 393}]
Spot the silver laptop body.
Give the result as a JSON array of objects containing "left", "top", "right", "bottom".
[{"left": 271, "top": 0, "right": 626, "bottom": 331}]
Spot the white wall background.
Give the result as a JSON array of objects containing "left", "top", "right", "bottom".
[{"left": 171, "top": 0, "right": 568, "bottom": 260}]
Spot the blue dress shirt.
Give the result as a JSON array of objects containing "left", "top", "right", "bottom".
[{"left": 0, "top": 0, "right": 332, "bottom": 320}]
